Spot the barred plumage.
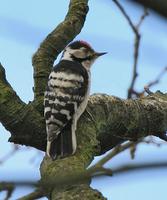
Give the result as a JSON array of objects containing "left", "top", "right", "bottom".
[{"left": 44, "top": 40, "right": 106, "bottom": 160}]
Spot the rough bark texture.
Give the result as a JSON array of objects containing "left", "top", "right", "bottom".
[{"left": 1, "top": 0, "right": 167, "bottom": 199}]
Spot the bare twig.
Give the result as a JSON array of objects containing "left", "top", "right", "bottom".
[
  {"left": 0, "top": 182, "right": 14, "bottom": 200},
  {"left": 128, "top": 66, "right": 167, "bottom": 97},
  {"left": 113, "top": 162, "right": 167, "bottom": 174},
  {"left": 0, "top": 145, "right": 19, "bottom": 164},
  {"left": 2, "top": 160, "right": 167, "bottom": 191},
  {"left": 130, "top": 143, "right": 137, "bottom": 159},
  {"left": 128, "top": 8, "right": 148, "bottom": 98},
  {"left": 18, "top": 189, "right": 45, "bottom": 200},
  {"left": 89, "top": 139, "right": 142, "bottom": 171},
  {"left": 112, "top": 0, "right": 148, "bottom": 98},
  {"left": 144, "top": 86, "right": 153, "bottom": 95},
  {"left": 112, "top": 0, "right": 137, "bottom": 34},
  {"left": 136, "top": 8, "right": 149, "bottom": 29},
  {"left": 145, "top": 66, "right": 167, "bottom": 88},
  {"left": 0, "top": 138, "right": 166, "bottom": 198},
  {"left": 132, "top": 0, "right": 167, "bottom": 19}
]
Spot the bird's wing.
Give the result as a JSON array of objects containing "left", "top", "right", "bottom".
[{"left": 44, "top": 61, "right": 88, "bottom": 142}]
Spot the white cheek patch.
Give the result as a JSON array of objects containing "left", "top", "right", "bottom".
[{"left": 72, "top": 49, "right": 85, "bottom": 58}]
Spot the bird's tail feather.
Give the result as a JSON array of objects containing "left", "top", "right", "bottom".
[{"left": 46, "top": 125, "right": 75, "bottom": 160}]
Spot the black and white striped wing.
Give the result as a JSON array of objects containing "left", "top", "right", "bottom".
[{"left": 44, "top": 61, "right": 88, "bottom": 158}]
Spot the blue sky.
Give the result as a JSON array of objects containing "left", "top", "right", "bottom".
[{"left": 0, "top": 0, "right": 167, "bottom": 199}]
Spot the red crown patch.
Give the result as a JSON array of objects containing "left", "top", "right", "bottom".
[{"left": 78, "top": 40, "right": 92, "bottom": 49}]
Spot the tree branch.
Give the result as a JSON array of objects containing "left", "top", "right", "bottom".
[
  {"left": 18, "top": 189, "right": 44, "bottom": 200},
  {"left": 0, "top": 145, "right": 19, "bottom": 164},
  {"left": 2, "top": 160, "right": 167, "bottom": 199},
  {"left": 112, "top": 0, "right": 148, "bottom": 99},
  {"left": 0, "top": 0, "right": 90, "bottom": 152},
  {"left": 2, "top": 91, "right": 166, "bottom": 154},
  {"left": 0, "top": 182, "right": 14, "bottom": 200},
  {"left": 0, "top": 63, "right": 46, "bottom": 151},
  {"left": 32, "top": 0, "right": 89, "bottom": 104},
  {"left": 89, "top": 140, "right": 142, "bottom": 171}
]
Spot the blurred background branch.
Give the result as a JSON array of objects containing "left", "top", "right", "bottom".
[
  {"left": 112, "top": 0, "right": 149, "bottom": 98},
  {"left": 0, "top": 182, "right": 14, "bottom": 200},
  {"left": 131, "top": 0, "right": 167, "bottom": 18}
]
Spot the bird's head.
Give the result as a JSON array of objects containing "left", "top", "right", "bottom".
[{"left": 61, "top": 40, "right": 107, "bottom": 69}]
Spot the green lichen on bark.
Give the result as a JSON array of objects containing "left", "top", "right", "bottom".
[{"left": 51, "top": 184, "right": 106, "bottom": 200}]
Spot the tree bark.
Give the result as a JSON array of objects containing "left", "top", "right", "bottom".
[{"left": 1, "top": 0, "right": 167, "bottom": 199}]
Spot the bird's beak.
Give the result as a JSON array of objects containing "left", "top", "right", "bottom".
[{"left": 95, "top": 52, "right": 107, "bottom": 57}]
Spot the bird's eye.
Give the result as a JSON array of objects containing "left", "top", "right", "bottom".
[{"left": 86, "top": 55, "right": 94, "bottom": 60}]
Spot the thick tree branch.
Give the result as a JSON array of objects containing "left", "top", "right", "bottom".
[
  {"left": 88, "top": 92, "right": 167, "bottom": 153},
  {"left": 3, "top": 92, "right": 167, "bottom": 153},
  {"left": 32, "top": 0, "right": 89, "bottom": 104},
  {"left": 0, "top": 63, "right": 46, "bottom": 150}
]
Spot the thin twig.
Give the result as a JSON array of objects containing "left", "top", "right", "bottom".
[
  {"left": 112, "top": 0, "right": 148, "bottom": 98},
  {"left": 144, "top": 86, "right": 153, "bottom": 95},
  {"left": 128, "top": 66, "right": 167, "bottom": 97},
  {"left": 136, "top": 8, "right": 149, "bottom": 29},
  {"left": 2, "top": 160, "right": 167, "bottom": 191},
  {"left": 18, "top": 189, "right": 45, "bottom": 200},
  {"left": 128, "top": 8, "right": 148, "bottom": 98},
  {"left": 145, "top": 66, "right": 167, "bottom": 88},
  {"left": 0, "top": 145, "right": 19, "bottom": 164},
  {"left": 113, "top": 162, "right": 167, "bottom": 174},
  {"left": 89, "top": 139, "right": 142, "bottom": 171},
  {"left": 0, "top": 182, "right": 14, "bottom": 200},
  {"left": 112, "top": 0, "right": 137, "bottom": 34}
]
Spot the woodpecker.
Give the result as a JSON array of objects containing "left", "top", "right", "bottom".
[{"left": 44, "top": 40, "right": 106, "bottom": 159}]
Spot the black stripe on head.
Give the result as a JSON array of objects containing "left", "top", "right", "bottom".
[{"left": 70, "top": 54, "right": 94, "bottom": 63}]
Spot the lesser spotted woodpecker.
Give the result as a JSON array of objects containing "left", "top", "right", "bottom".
[{"left": 44, "top": 40, "right": 106, "bottom": 159}]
